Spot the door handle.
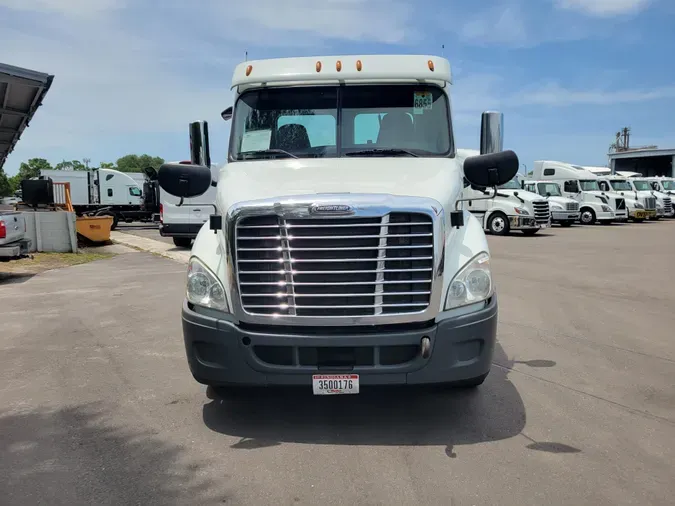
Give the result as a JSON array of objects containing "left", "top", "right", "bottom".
[{"left": 193, "top": 208, "right": 201, "bottom": 212}]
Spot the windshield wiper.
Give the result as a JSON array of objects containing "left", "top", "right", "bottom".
[
  {"left": 345, "top": 148, "right": 419, "bottom": 158},
  {"left": 240, "top": 149, "right": 298, "bottom": 159}
]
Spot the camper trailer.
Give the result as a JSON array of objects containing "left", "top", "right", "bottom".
[
  {"left": 532, "top": 161, "right": 629, "bottom": 224},
  {"left": 458, "top": 149, "right": 550, "bottom": 235}
]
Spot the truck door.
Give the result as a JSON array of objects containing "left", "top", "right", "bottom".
[
  {"left": 127, "top": 185, "right": 142, "bottom": 205},
  {"left": 563, "top": 180, "right": 580, "bottom": 201}
]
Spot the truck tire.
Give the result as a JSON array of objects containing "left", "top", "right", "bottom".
[
  {"left": 522, "top": 229, "right": 539, "bottom": 236},
  {"left": 487, "top": 213, "right": 509, "bottom": 235},
  {"left": 579, "top": 208, "right": 596, "bottom": 225},
  {"left": 173, "top": 237, "right": 192, "bottom": 248}
]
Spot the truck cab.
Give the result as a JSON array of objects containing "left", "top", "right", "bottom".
[
  {"left": 155, "top": 55, "right": 520, "bottom": 395},
  {"left": 521, "top": 180, "right": 580, "bottom": 226},
  {"left": 455, "top": 153, "right": 550, "bottom": 235},
  {"left": 629, "top": 178, "right": 673, "bottom": 219},
  {"left": 595, "top": 175, "right": 660, "bottom": 221},
  {"left": 533, "top": 160, "right": 628, "bottom": 224},
  {"left": 646, "top": 176, "right": 675, "bottom": 201}
]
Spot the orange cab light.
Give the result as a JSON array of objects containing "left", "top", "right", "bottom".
[
  {"left": 336, "top": 60, "right": 342, "bottom": 72},
  {"left": 428, "top": 60, "right": 435, "bottom": 71},
  {"left": 246, "top": 65, "right": 253, "bottom": 76},
  {"left": 356, "top": 59, "right": 362, "bottom": 71},
  {"left": 316, "top": 61, "right": 322, "bottom": 72}
]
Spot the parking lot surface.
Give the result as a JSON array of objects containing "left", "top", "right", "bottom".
[
  {"left": 116, "top": 222, "right": 176, "bottom": 246},
  {"left": 1, "top": 221, "right": 674, "bottom": 505}
]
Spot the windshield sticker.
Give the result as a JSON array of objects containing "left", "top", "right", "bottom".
[
  {"left": 241, "top": 129, "right": 272, "bottom": 152},
  {"left": 413, "top": 91, "right": 433, "bottom": 114}
]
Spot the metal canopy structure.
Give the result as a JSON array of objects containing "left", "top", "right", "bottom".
[
  {"left": 608, "top": 148, "right": 675, "bottom": 178},
  {"left": 0, "top": 62, "right": 54, "bottom": 170}
]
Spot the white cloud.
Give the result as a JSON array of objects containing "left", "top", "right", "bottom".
[
  {"left": 514, "top": 82, "right": 675, "bottom": 106},
  {"left": 0, "top": 0, "right": 123, "bottom": 18},
  {"left": 555, "top": 0, "right": 651, "bottom": 16},
  {"left": 458, "top": 5, "right": 528, "bottom": 46}
]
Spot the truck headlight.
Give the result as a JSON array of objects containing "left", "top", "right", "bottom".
[
  {"left": 635, "top": 203, "right": 644, "bottom": 209},
  {"left": 601, "top": 205, "right": 612, "bottom": 212},
  {"left": 550, "top": 203, "right": 563, "bottom": 210},
  {"left": 514, "top": 207, "right": 529, "bottom": 215},
  {"left": 445, "top": 252, "right": 493, "bottom": 310},
  {"left": 187, "top": 257, "right": 228, "bottom": 312}
]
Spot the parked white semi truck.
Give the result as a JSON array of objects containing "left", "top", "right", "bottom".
[
  {"left": 533, "top": 161, "right": 629, "bottom": 224},
  {"left": 457, "top": 149, "right": 550, "bottom": 235},
  {"left": 521, "top": 180, "right": 580, "bottom": 226},
  {"left": 155, "top": 55, "right": 521, "bottom": 395},
  {"left": 595, "top": 174, "right": 667, "bottom": 220},
  {"left": 646, "top": 176, "right": 675, "bottom": 198}
]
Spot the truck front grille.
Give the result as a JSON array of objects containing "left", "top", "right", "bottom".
[
  {"left": 644, "top": 197, "right": 656, "bottom": 210},
  {"left": 663, "top": 197, "right": 672, "bottom": 214},
  {"left": 235, "top": 213, "right": 434, "bottom": 318},
  {"left": 566, "top": 202, "right": 580, "bottom": 212},
  {"left": 532, "top": 201, "right": 550, "bottom": 225},
  {"left": 615, "top": 198, "right": 626, "bottom": 211}
]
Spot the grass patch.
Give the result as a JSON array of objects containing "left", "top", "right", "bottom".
[{"left": 1, "top": 250, "right": 116, "bottom": 276}]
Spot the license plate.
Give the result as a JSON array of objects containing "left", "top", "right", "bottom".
[{"left": 312, "top": 374, "right": 359, "bottom": 395}]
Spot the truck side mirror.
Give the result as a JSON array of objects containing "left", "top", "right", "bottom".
[
  {"left": 221, "top": 106, "right": 233, "bottom": 121},
  {"left": 157, "top": 163, "right": 212, "bottom": 198},
  {"left": 463, "top": 150, "right": 519, "bottom": 188}
]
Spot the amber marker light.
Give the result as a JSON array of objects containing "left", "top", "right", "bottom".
[
  {"left": 316, "top": 61, "right": 322, "bottom": 72},
  {"left": 356, "top": 59, "right": 362, "bottom": 71},
  {"left": 428, "top": 60, "right": 435, "bottom": 71},
  {"left": 246, "top": 65, "right": 253, "bottom": 76},
  {"left": 336, "top": 60, "right": 342, "bottom": 72}
]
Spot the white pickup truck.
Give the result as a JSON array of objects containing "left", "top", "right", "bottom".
[
  {"left": 154, "top": 54, "right": 520, "bottom": 395},
  {"left": 0, "top": 211, "right": 30, "bottom": 261}
]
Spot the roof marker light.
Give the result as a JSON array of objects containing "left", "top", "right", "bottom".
[
  {"left": 336, "top": 60, "right": 342, "bottom": 72},
  {"left": 356, "top": 60, "right": 362, "bottom": 71},
  {"left": 316, "top": 61, "right": 322, "bottom": 72},
  {"left": 246, "top": 65, "right": 253, "bottom": 76},
  {"left": 428, "top": 60, "right": 435, "bottom": 71}
]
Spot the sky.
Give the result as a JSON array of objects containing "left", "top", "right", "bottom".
[{"left": 1, "top": 0, "right": 674, "bottom": 175}]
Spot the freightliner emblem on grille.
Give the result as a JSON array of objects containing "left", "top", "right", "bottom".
[{"left": 309, "top": 203, "right": 355, "bottom": 215}]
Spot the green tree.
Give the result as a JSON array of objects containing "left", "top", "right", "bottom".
[
  {"left": 115, "top": 154, "right": 164, "bottom": 173},
  {"left": 0, "top": 168, "right": 11, "bottom": 197},
  {"left": 18, "top": 158, "right": 52, "bottom": 179},
  {"left": 99, "top": 162, "right": 115, "bottom": 169},
  {"left": 54, "top": 159, "right": 87, "bottom": 171}
]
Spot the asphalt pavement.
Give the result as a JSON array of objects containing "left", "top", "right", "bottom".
[{"left": 1, "top": 220, "right": 674, "bottom": 505}]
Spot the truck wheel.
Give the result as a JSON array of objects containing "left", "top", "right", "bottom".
[
  {"left": 487, "top": 213, "right": 509, "bottom": 235},
  {"left": 522, "top": 229, "right": 539, "bottom": 236},
  {"left": 173, "top": 237, "right": 192, "bottom": 248},
  {"left": 560, "top": 221, "right": 573, "bottom": 227},
  {"left": 579, "top": 208, "right": 596, "bottom": 225}
]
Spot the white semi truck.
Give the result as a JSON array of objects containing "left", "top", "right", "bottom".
[
  {"left": 457, "top": 149, "right": 550, "bottom": 235},
  {"left": 533, "top": 161, "right": 630, "bottom": 224},
  {"left": 594, "top": 174, "right": 667, "bottom": 221},
  {"left": 155, "top": 54, "right": 520, "bottom": 395},
  {"left": 520, "top": 180, "right": 580, "bottom": 226},
  {"left": 39, "top": 168, "right": 155, "bottom": 228}
]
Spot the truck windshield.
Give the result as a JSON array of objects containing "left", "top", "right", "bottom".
[
  {"left": 229, "top": 85, "right": 452, "bottom": 160},
  {"left": 537, "top": 183, "right": 561, "bottom": 196},
  {"left": 609, "top": 180, "right": 632, "bottom": 191},
  {"left": 632, "top": 180, "right": 651, "bottom": 191},
  {"left": 663, "top": 181, "right": 675, "bottom": 190},
  {"left": 498, "top": 179, "right": 521, "bottom": 189},
  {"left": 579, "top": 180, "right": 600, "bottom": 191}
]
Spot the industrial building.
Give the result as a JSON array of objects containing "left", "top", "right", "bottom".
[{"left": 607, "top": 127, "right": 675, "bottom": 177}]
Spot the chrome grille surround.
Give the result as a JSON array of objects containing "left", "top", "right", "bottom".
[
  {"left": 226, "top": 194, "right": 446, "bottom": 326},
  {"left": 532, "top": 200, "right": 550, "bottom": 225},
  {"left": 644, "top": 197, "right": 656, "bottom": 210},
  {"left": 614, "top": 198, "right": 626, "bottom": 211},
  {"left": 565, "top": 202, "right": 580, "bottom": 212},
  {"left": 663, "top": 197, "right": 672, "bottom": 214}
]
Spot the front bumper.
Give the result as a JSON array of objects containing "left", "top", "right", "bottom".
[
  {"left": 630, "top": 209, "right": 657, "bottom": 219},
  {"left": 551, "top": 211, "right": 580, "bottom": 222},
  {"left": 181, "top": 295, "right": 498, "bottom": 388},
  {"left": 508, "top": 216, "right": 547, "bottom": 230}
]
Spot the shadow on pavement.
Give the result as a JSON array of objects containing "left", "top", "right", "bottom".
[
  {"left": 202, "top": 344, "right": 529, "bottom": 456},
  {"left": 0, "top": 272, "right": 36, "bottom": 285},
  {"left": 0, "top": 402, "right": 222, "bottom": 505}
]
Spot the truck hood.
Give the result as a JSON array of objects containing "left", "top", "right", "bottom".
[
  {"left": 495, "top": 189, "right": 545, "bottom": 203},
  {"left": 544, "top": 195, "right": 577, "bottom": 206},
  {"left": 216, "top": 158, "right": 463, "bottom": 216}
]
